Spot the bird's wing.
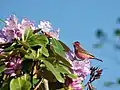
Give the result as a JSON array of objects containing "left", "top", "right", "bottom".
[{"left": 78, "top": 46, "right": 95, "bottom": 57}]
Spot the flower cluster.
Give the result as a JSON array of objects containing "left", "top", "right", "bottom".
[
  {"left": 66, "top": 51, "right": 91, "bottom": 90},
  {"left": 4, "top": 56, "right": 22, "bottom": 76},
  {"left": 0, "top": 15, "right": 102, "bottom": 90},
  {"left": 0, "top": 15, "right": 59, "bottom": 77},
  {"left": 0, "top": 15, "right": 59, "bottom": 43}
]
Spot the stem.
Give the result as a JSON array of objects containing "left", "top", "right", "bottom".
[
  {"left": 31, "top": 61, "right": 35, "bottom": 89},
  {"left": 34, "top": 78, "right": 43, "bottom": 90},
  {"left": 43, "top": 78, "right": 49, "bottom": 90}
]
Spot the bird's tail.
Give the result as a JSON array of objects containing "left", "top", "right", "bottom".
[{"left": 94, "top": 58, "right": 103, "bottom": 62}]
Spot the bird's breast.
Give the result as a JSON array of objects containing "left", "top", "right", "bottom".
[{"left": 76, "top": 52, "right": 92, "bottom": 60}]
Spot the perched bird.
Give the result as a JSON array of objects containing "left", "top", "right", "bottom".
[{"left": 73, "top": 41, "right": 103, "bottom": 62}]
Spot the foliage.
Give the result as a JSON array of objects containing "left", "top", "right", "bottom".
[{"left": 0, "top": 15, "right": 102, "bottom": 90}]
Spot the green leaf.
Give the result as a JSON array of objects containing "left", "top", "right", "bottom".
[
  {"left": 0, "top": 54, "right": 6, "bottom": 59},
  {"left": 116, "top": 78, "right": 120, "bottom": 84},
  {"left": 0, "top": 18, "right": 6, "bottom": 24},
  {"left": 3, "top": 44, "right": 15, "bottom": 52},
  {"left": 51, "top": 38, "right": 64, "bottom": 50},
  {"left": 21, "top": 74, "right": 31, "bottom": 81},
  {"left": 43, "top": 60, "right": 65, "bottom": 83},
  {"left": 22, "top": 27, "right": 33, "bottom": 42},
  {"left": 0, "top": 65, "right": 5, "bottom": 73},
  {"left": 28, "top": 34, "right": 48, "bottom": 47},
  {"left": 0, "top": 78, "right": 11, "bottom": 90},
  {"left": 56, "top": 53, "right": 72, "bottom": 67},
  {"left": 104, "top": 82, "right": 115, "bottom": 87},
  {"left": 10, "top": 75, "right": 31, "bottom": 90},
  {"left": 58, "top": 40, "right": 70, "bottom": 52},
  {"left": 96, "top": 29, "right": 105, "bottom": 39},
  {"left": 33, "top": 78, "right": 39, "bottom": 85},
  {"left": 93, "top": 43, "right": 103, "bottom": 48},
  {"left": 56, "top": 64, "right": 77, "bottom": 79},
  {"left": 40, "top": 47, "right": 49, "bottom": 57},
  {"left": 114, "top": 28, "right": 120, "bottom": 36},
  {"left": 51, "top": 39, "right": 66, "bottom": 58},
  {"left": 22, "top": 60, "right": 33, "bottom": 73},
  {"left": 25, "top": 49, "right": 36, "bottom": 60}
]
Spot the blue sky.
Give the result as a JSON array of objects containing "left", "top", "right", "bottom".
[{"left": 1, "top": 0, "right": 120, "bottom": 90}]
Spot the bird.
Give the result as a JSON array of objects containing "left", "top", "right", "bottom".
[{"left": 73, "top": 41, "right": 103, "bottom": 62}]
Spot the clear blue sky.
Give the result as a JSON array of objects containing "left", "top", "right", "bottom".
[{"left": 1, "top": 0, "right": 120, "bottom": 90}]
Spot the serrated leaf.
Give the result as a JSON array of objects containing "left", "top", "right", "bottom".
[
  {"left": 10, "top": 75, "right": 31, "bottom": 90},
  {"left": 43, "top": 60, "right": 65, "bottom": 83}
]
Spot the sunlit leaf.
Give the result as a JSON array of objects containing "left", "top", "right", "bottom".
[
  {"left": 58, "top": 40, "right": 70, "bottom": 52},
  {"left": 28, "top": 34, "right": 48, "bottom": 47},
  {"left": 10, "top": 75, "right": 31, "bottom": 90},
  {"left": 56, "top": 53, "right": 72, "bottom": 67},
  {"left": 43, "top": 60, "right": 65, "bottom": 83},
  {"left": 25, "top": 49, "right": 36, "bottom": 60},
  {"left": 22, "top": 27, "right": 33, "bottom": 42},
  {"left": 40, "top": 46, "right": 49, "bottom": 57},
  {"left": 56, "top": 64, "right": 77, "bottom": 79},
  {"left": 51, "top": 38, "right": 64, "bottom": 50}
]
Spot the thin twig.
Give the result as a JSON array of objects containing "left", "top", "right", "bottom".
[
  {"left": 43, "top": 78, "right": 49, "bottom": 90},
  {"left": 34, "top": 78, "right": 43, "bottom": 90}
]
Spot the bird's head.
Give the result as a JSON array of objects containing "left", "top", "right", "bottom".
[{"left": 73, "top": 41, "right": 81, "bottom": 48}]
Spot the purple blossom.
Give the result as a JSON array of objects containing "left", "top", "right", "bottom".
[
  {"left": 38, "top": 20, "right": 60, "bottom": 39},
  {"left": 18, "top": 18, "right": 36, "bottom": 35},
  {"left": 65, "top": 51, "right": 91, "bottom": 90},
  {"left": 4, "top": 57, "right": 22, "bottom": 76},
  {"left": 0, "top": 31, "right": 7, "bottom": 43},
  {"left": 38, "top": 20, "right": 53, "bottom": 32}
]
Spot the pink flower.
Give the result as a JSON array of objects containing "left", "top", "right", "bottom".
[
  {"left": 38, "top": 20, "right": 53, "bottom": 32},
  {"left": 18, "top": 18, "right": 36, "bottom": 35},
  {"left": 4, "top": 57, "right": 22, "bottom": 76},
  {"left": 1, "top": 15, "right": 37, "bottom": 42},
  {"left": 72, "top": 60, "right": 91, "bottom": 79},
  {"left": 38, "top": 20, "right": 60, "bottom": 39},
  {"left": 65, "top": 51, "right": 91, "bottom": 90}
]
